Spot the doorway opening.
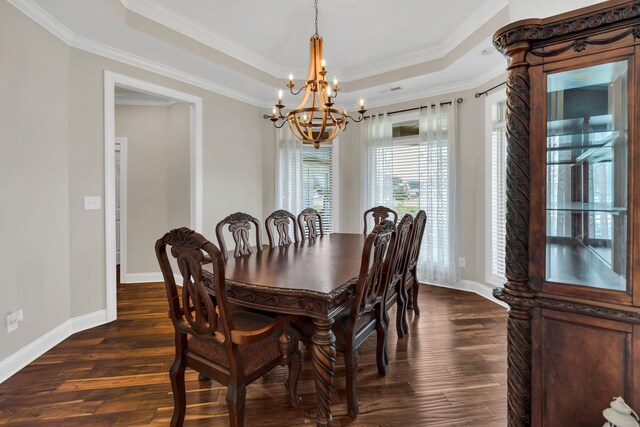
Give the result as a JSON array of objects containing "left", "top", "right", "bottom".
[{"left": 104, "top": 71, "right": 203, "bottom": 321}]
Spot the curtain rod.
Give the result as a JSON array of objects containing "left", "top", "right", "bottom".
[
  {"left": 474, "top": 81, "right": 506, "bottom": 98},
  {"left": 362, "top": 97, "right": 463, "bottom": 120}
]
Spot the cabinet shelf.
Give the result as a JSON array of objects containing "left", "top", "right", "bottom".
[
  {"left": 546, "top": 202, "right": 626, "bottom": 213},
  {"left": 546, "top": 130, "right": 626, "bottom": 165},
  {"left": 546, "top": 130, "right": 623, "bottom": 150}
]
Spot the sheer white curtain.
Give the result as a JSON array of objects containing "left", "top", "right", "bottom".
[
  {"left": 418, "top": 104, "right": 459, "bottom": 285},
  {"left": 275, "top": 128, "right": 303, "bottom": 213},
  {"left": 360, "top": 113, "right": 393, "bottom": 216}
]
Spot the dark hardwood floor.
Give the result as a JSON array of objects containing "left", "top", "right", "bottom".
[{"left": 0, "top": 283, "right": 507, "bottom": 426}]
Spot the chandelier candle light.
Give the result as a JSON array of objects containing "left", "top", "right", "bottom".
[{"left": 268, "top": 0, "right": 366, "bottom": 148}]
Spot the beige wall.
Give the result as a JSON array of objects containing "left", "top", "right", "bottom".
[
  {"left": 167, "top": 103, "right": 191, "bottom": 229},
  {"left": 0, "top": 1, "right": 71, "bottom": 361},
  {"left": 2, "top": 1, "right": 268, "bottom": 363},
  {"left": 67, "top": 49, "right": 266, "bottom": 317},
  {"left": 115, "top": 103, "right": 190, "bottom": 275}
]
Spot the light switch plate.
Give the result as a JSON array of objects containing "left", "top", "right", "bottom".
[
  {"left": 7, "top": 309, "right": 23, "bottom": 333},
  {"left": 84, "top": 196, "right": 101, "bottom": 210}
]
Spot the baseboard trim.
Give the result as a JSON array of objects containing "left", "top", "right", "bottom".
[
  {"left": 121, "top": 272, "right": 181, "bottom": 284},
  {"left": 422, "top": 280, "right": 508, "bottom": 309},
  {"left": 0, "top": 309, "right": 108, "bottom": 384}
]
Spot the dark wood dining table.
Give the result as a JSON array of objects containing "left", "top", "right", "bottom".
[{"left": 204, "top": 233, "right": 366, "bottom": 427}]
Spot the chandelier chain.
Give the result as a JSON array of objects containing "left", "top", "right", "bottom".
[{"left": 314, "top": 0, "right": 318, "bottom": 35}]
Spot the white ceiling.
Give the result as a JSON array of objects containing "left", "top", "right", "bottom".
[
  {"left": 134, "top": 0, "right": 501, "bottom": 79},
  {"left": 16, "top": 0, "right": 604, "bottom": 108}
]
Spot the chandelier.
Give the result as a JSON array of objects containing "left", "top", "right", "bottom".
[{"left": 268, "top": 0, "right": 366, "bottom": 148}]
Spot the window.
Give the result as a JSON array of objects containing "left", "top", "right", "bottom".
[
  {"left": 488, "top": 97, "right": 507, "bottom": 281},
  {"left": 364, "top": 107, "right": 457, "bottom": 284},
  {"left": 302, "top": 142, "right": 336, "bottom": 233},
  {"left": 367, "top": 114, "right": 452, "bottom": 280}
]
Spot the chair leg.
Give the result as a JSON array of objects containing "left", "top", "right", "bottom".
[
  {"left": 412, "top": 279, "right": 421, "bottom": 316},
  {"left": 344, "top": 348, "right": 359, "bottom": 419},
  {"left": 382, "top": 310, "right": 390, "bottom": 366},
  {"left": 169, "top": 355, "right": 187, "bottom": 427},
  {"left": 407, "top": 287, "right": 414, "bottom": 310},
  {"left": 396, "top": 285, "right": 408, "bottom": 338},
  {"left": 376, "top": 314, "right": 389, "bottom": 376},
  {"left": 226, "top": 384, "right": 247, "bottom": 427},
  {"left": 285, "top": 349, "right": 303, "bottom": 408}
]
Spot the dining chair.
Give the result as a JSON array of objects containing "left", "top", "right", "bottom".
[
  {"left": 399, "top": 210, "right": 427, "bottom": 334},
  {"left": 295, "top": 220, "right": 398, "bottom": 419},
  {"left": 383, "top": 214, "right": 414, "bottom": 339},
  {"left": 155, "top": 228, "right": 302, "bottom": 427},
  {"left": 363, "top": 205, "right": 398, "bottom": 234},
  {"left": 215, "top": 212, "right": 262, "bottom": 260},
  {"left": 265, "top": 209, "right": 299, "bottom": 248},
  {"left": 297, "top": 207, "right": 324, "bottom": 239}
]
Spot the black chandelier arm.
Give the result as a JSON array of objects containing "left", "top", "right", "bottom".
[
  {"left": 345, "top": 113, "right": 365, "bottom": 123},
  {"left": 289, "top": 85, "right": 306, "bottom": 96}
]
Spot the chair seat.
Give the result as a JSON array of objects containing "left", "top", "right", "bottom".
[
  {"left": 295, "top": 310, "right": 376, "bottom": 350},
  {"left": 188, "top": 311, "right": 300, "bottom": 377}
]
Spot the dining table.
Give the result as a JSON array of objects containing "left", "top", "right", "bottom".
[{"left": 203, "top": 232, "right": 367, "bottom": 427}]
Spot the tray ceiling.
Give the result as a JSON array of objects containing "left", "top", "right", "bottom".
[{"left": 14, "top": 0, "right": 605, "bottom": 107}]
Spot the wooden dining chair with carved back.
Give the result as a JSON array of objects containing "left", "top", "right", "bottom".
[
  {"left": 399, "top": 210, "right": 427, "bottom": 333},
  {"left": 265, "top": 210, "right": 300, "bottom": 248},
  {"left": 363, "top": 205, "right": 398, "bottom": 234},
  {"left": 383, "top": 214, "right": 414, "bottom": 340},
  {"left": 215, "top": 212, "right": 263, "bottom": 260},
  {"left": 294, "top": 220, "right": 398, "bottom": 419},
  {"left": 297, "top": 207, "right": 324, "bottom": 240},
  {"left": 155, "top": 228, "right": 302, "bottom": 427}
]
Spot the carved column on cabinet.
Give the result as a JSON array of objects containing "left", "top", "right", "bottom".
[{"left": 494, "top": 40, "right": 534, "bottom": 427}]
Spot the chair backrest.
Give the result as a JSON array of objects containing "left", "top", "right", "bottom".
[
  {"left": 349, "top": 220, "right": 396, "bottom": 324},
  {"left": 155, "top": 228, "right": 233, "bottom": 347},
  {"left": 265, "top": 209, "right": 299, "bottom": 248},
  {"left": 215, "top": 212, "right": 263, "bottom": 260},
  {"left": 405, "top": 210, "right": 427, "bottom": 274},
  {"left": 363, "top": 206, "right": 398, "bottom": 234},
  {"left": 384, "top": 214, "right": 414, "bottom": 290},
  {"left": 297, "top": 208, "right": 324, "bottom": 239}
]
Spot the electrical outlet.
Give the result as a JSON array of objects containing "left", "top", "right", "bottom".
[
  {"left": 458, "top": 257, "right": 466, "bottom": 268},
  {"left": 7, "top": 309, "right": 23, "bottom": 333}
]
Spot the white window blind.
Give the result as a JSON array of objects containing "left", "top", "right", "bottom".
[
  {"left": 302, "top": 143, "right": 334, "bottom": 233},
  {"left": 491, "top": 100, "right": 507, "bottom": 278},
  {"left": 371, "top": 130, "right": 448, "bottom": 274}
]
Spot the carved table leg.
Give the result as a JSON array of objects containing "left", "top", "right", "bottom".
[{"left": 312, "top": 317, "right": 336, "bottom": 427}]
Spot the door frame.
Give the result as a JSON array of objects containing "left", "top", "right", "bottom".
[
  {"left": 115, "top": 137, "right": 128, "bottom": 280},
  {"left": 104, "top": 71, "right": 203, "bottom": 322}
]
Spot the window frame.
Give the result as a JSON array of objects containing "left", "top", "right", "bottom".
[{"left": 485, "top": 91, "right": 508, "bottom": 287}]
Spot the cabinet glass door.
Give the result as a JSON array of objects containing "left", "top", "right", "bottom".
[{"left": 546, "top": 60, "right": 628, "bottom": 291}]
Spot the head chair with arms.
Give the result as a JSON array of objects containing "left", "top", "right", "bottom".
[{"left": 155, "top": 227, "right": 302, "bottom": 427}]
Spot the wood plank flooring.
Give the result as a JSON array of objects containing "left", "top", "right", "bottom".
[{"left": 0, "top": 283, "right": 507, "bottom": 426}]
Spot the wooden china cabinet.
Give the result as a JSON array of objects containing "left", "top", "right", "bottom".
[{"left": 493, "top": 1, "right": 640, "bottom": 426}]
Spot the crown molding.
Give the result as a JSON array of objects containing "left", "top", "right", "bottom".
[
  {"left": 120, "top": 0, "right": 296, "bottom": 78},
  {"left": 119, "top": 0, "right": 508, "bottom": 82},
  {"left": 8, "top": 0, "right": 508, "bottom": 110},
  {"left": 7, "top": 0, "right": 271, "bottom": 107},
  {"left": 342, "top": 0, "right": 509, "bottom": 81},
  {"left": 364, "top": 62, "right": 506, "bottom": 109}
]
